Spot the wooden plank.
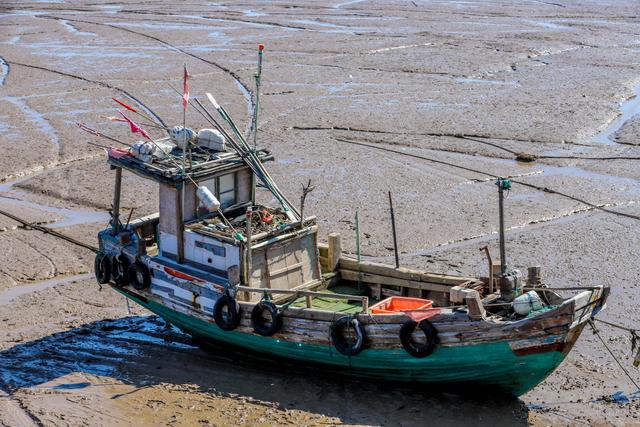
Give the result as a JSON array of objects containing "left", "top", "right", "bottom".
[
  {"left": 339, "top": 269, "right": 453, "bottom": 293},
  {"left": 269, "top": 261, "right": 303, "bottom": 277},
  {"left": 339, "top": 258, "right": 477, "bottom": 285}
]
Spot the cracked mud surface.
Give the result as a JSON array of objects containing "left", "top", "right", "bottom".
[{"left": 1, "top": 0, "right": 640, "bottom": 425}]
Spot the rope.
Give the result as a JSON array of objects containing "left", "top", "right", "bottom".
[
  {"left": 459, "top": 136, "right": 640, "bottom": 161},
  {"left": 595, "top": 318, "right": 638, "bottom": 334},
  {"left": 0, "top": 209, "right": 99, "bottom": 253},
  {"left": 589, "top": 320, "right": 640, "bottom": 392},
  {"left": 333, "top": 137, "right": 640, "bottom": 222}
]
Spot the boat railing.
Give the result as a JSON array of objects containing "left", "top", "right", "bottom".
[{"left": 235, "top": 285, "right": 369, "bottom": 313}]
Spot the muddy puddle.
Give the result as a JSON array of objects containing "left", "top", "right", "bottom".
[
  {"left": 0, "top": 273, "right": 92, "bottom": 306},
  {"left": 593, "top": 82, "right": 640, "bottom": 145}
]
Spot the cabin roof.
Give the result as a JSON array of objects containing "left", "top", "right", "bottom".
[{"left": 107, "top": 145, "right": 273, "bottom": 186}]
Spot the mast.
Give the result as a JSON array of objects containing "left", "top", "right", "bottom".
[
  {"left": 251, "top": 44, "right": 264, "bottom": 205},
  {"left": 496, "top": 177, "right": 510, "bottom": 275}
]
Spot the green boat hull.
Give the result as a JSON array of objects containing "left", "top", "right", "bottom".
[{"left": 121, "top": 290, "right": 571, "bottom": 396}]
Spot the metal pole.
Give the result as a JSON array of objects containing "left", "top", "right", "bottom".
[
  {"left": 181, "top": 64, "right": 188, "bottom": 261},
  {"left": 246, "top": 207, "right": 253, "bottom": 286},
  {"left": 388, "top": 191, "right": 400, "bottom": 269},
  {"left": 251, "top": 45, "right": 263, "bottom": 205},
  {"left": 253, "top": 44, "right": 263, "bottom": 151},
  {"left": 497, "top": 178, "right": 509, "bottom": 275},
  {"left": 111, "top": 167, "right": 122, "bottom": 235}
]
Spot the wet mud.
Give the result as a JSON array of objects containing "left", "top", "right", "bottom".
[{"left": 1, "top": 0, "right": 640, "bottom": 425}]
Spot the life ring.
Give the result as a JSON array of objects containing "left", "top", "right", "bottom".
[
  {"left": 251, "top": 301, "right": 283, "bottom": 336},
  {"left": 400, "top": 319, "right": 438, "bottom": 358},
  {"left": 94, "top": 252, "right": 111, "bottom": 284},
  {"left": 214, "top": 295, "right": 241, "bottom": 331},
  {"left": 128, "top": 261, "right": 151, "bottom": 291},
  {"left": 330, "top": 316, "right": 366, "bottom": 356},
  {"left": 111, "top": 255, "right": 130, "bottom": 287}
]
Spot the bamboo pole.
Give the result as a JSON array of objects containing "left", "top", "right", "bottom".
[
  {"left": 388, "top": 191, "right": 399, "bottom": 269},
  {"left": 246, "top": 207, "right": 253, "bottom": 286}
]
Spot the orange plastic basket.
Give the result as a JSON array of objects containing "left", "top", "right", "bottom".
[{"left": 370, "top": 296, "right": 434, "bottom": 314}]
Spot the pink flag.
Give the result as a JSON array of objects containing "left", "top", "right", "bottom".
[
  {"left": 118, "top": 111, "right": 151, "bottom": 140},
  {"left": 183, "top": 64, "right": 190, "bottom": 111}
]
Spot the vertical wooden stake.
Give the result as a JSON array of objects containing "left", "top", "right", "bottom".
[
  {"left": 327, "top": 233, "right": 341, "bottom": 272},
  {"left": 388, "top": 191, "right": 400, "bottom": 269},
  {"left": 355, "top": 211, "right": 362, "bottom": 290},
  {"left": 355, "top": 211, "right": 361, "bottom": 263}
]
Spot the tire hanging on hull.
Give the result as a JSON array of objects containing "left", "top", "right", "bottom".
[
  {"left": 128, "top": 261, "right": 151, "bottom": 290},
  {"left": 214, "top": 295, "right": 241, "bottom": 331},
  {"left": 94, "top": 252, "right": 111, "bottom": 284},
  {"left": 111, "top": 254, "right": 130, "bottom": 287},
  {"left": 251, "top": 301, "right": 283, "bottom": 336},
  {"left": 331, "top": 316, "right": 366, "bottom": 356},
  {"left": 400, "top": 319, "right": 438, "bottom": 358}
]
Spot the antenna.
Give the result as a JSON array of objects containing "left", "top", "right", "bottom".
[{"left": 253, "top": 44, "right": 264, "bottom": 152}]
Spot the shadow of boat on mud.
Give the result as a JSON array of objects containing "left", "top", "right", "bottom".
[{"left": 0, "top": 315, "right": 529, "bottom": 426}]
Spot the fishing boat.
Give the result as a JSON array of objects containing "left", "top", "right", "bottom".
[{"left": 91, "top": 89, "right": 609, "bottom": 397}]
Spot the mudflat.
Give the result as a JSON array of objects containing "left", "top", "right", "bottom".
[{"left": 0, "top": 1, "right": 639, "bottom": 425}]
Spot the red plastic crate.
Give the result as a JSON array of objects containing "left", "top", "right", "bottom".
[{"left": 370, "top": 296, "right": 434, "bottom": 314}]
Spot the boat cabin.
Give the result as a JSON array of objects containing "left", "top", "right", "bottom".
[{"left": 101, "top": 131, "right": 321, "bottom": 302}]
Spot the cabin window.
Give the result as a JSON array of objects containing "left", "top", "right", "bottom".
[{"left": 218, "top": 173, "right": 236, "bottom": 209}]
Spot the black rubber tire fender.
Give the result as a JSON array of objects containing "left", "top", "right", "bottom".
[
  {"left": 251, "top": 301, "right": 283, "bottom": 336},
  {"left": 330, "top": 316, "right": 366, "bottom": 356},
  {"left": 128, "top": 261, "right": 151, "bottom": 291},
  {"left": 111, "top": 255, "right": 130, "bottom": 287},
  {"left": 214, "top": 295, "right": 241, "bottom": 331},
  {"left": 94, "top": 252, "right": 111, "bottom": 284},
  {"left": 400, "top": 319, "right": 438, "bottom": 358}
]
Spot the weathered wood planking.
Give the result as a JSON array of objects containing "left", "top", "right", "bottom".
[
  {"left": 128, "top": 284, "right": 588, "bottom": 351},
  {"left": 338, "top": 258, "right": 479, "bottom": 285}
]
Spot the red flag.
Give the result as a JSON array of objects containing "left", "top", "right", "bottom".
[
  {"left": 182, "top": 64, "right": 190, "bottom": 111},
  {"left": 112, "top": 97, "right": 138, "bottom": 113},
  {"left": 118, "top": 111, "right": 151, "bottom": 140}
]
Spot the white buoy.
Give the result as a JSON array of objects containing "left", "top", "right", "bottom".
[
  {"left": 512, "top": 290, "right": 544, "bottom": 316},
  {"left": 196, "top": 186, "right": 220, "bottom": 212}
]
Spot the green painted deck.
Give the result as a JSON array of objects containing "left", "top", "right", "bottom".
[
  {"left": 290, "top": 284, "right": 374, "bottom": 314},
  {"left": 120, "top": 290, "right": 569, "bottom": 396}
]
